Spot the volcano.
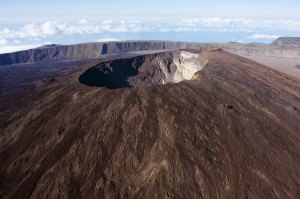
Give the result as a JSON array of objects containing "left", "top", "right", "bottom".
[{"left": 0, "top": 47, "right": 300, "bottom": 199}]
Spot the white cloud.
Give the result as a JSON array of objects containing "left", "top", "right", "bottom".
[
  {"left": 97, "top": 38, "right": 119, "bottom": 42},
  {"left": 178, "top": 17, "right": 300, "bottom": 32},
  {"left": 0, "top": 38, "right": 8, "bottom": 45},
  {"left": 41, "top": 21, "right": 58, "bottom": 36},
  {"left": 182, "top": 18, "right": 253, "bottom": 28},
  {"left": 0, "top": 44, "right": 41, "bottom": 54},
  {"left": 0, "top": 18, "right": 299, "bottom": 42},
  {"left": 263, "top": 19, "right": 300, "bottom": 31},
  {"left": 0, "top": 18, "right": 299, "bottom": 54},
  {"left": 248, "top": 34, "right": 280, "bottom": 39},
  {"left": 79, "top": 19, "right": 88, "bottom": 25},
  {"left": 0, "top": 41, "right": 54, "bottom": 54},
  {"left": 0, "top": 18, "right": 255, "bottom": 41},
  {"left": 0, "top": 21, "right": 61, "bottom": 39},
  {"left": 13, "top": 39, "right": 21, "bottom": 44},
  {"left": 177, "top": 18, "right": 255, "bottom": 32}
]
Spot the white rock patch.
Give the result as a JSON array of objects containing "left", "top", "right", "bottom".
[{"left": 170, "top": 51, "right": 207, "bottom": 83}]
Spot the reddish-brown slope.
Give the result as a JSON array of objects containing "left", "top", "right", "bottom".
[{"left": 0, "top": 49, "right": 299, "bottom": 199}]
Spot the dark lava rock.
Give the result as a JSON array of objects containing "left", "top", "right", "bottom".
[{"left": 0, "top": 49, "right": 300, "bottom": 199}]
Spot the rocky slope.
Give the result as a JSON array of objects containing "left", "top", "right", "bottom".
[
  {"left": 1, "top": 39, "right": 300, "bottom": 66},
  {"left": 0, "top": 49, "right": 299, "bottom": 199},
  {"left": 0, "top": 58, "right": 95, "bottom": 96}
]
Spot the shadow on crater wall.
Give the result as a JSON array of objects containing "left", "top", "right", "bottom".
[
  {"left": 79, "top": 57, "right": 145, "bottom": 89},
  {"left": 295, "top": 65, "right": 300, "bottom": 69}
]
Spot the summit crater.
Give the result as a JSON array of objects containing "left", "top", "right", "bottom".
[{"left": 78, "top": 49, "right": 209, "bottom": 89}]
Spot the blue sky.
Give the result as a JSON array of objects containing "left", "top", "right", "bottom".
[
  {"left": 2, "top": 0, "right": 300, "bottom": 19},
  {"left": 0, "top": 0, "right": 300, "bottom": 53}
]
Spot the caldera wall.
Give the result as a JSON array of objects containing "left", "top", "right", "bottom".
[{"left": 1, "top": 40, "right": 300, "bottom": 66}]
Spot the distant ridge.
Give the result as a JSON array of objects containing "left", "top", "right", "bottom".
[
  {"left": 1, "top": 39, "right": 300, "bottom": 66},
  {"left": 0, "top": 41, "right": 210, "bottom": 66},
  {"left": 272, "top": 37, "right": 300, "bottom": 48}
]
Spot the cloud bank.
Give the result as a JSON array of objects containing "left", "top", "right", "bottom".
[
  {"left": 1, "top": 18, "right": 298, "bottom": 40},
  {"left": 248, "top": 34, "right": 281, "bottom": 39},
  {"left": 0, "top": 17, "right": 299, "bottom": 53}
]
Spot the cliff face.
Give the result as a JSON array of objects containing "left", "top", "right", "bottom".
[
  {"left": 0, "top": 41, "right": 209, "bottom": 66},
  {"left": 221, "top": 43, "right": 300, "bottom": 59},
  {"left": 1, "top": 39, "right": 300, "bottom": 66},
  {"left": 272, "top": 37, "right": 300, "bottom": 48},
  {"left": 0, "top": 49, "right": 300, "bottom": 199}
]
